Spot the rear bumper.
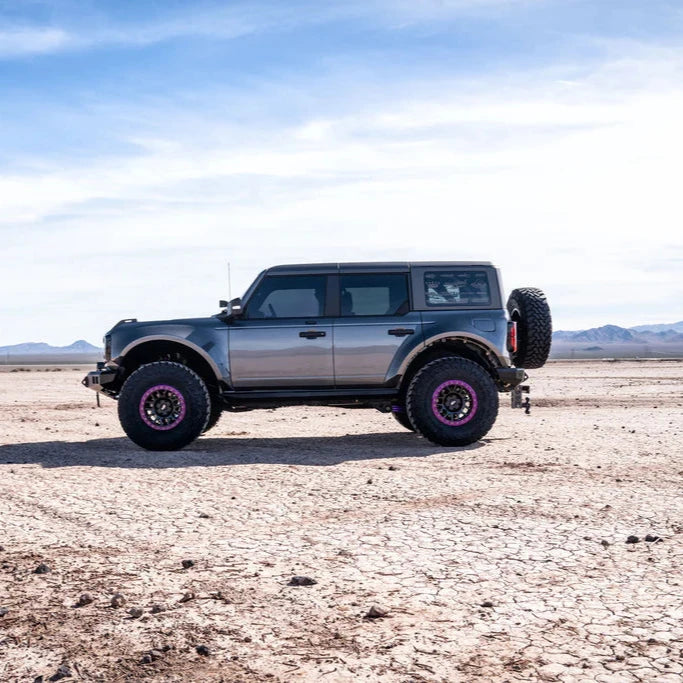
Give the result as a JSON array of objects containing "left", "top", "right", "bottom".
[
  {"left": 82, "top": 362, "right": 118, "bottom": 392},
  {"left": 496, "top": 367, "right": 527, "bottom": 388}
]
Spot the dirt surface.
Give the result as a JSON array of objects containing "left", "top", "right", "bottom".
[{"left": 0, "top": 361, "right": 681, "bottom": 682}]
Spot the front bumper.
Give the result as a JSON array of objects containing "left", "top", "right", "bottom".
[{"left": 82, "top": 362, "right": 118, "bottom": 392}]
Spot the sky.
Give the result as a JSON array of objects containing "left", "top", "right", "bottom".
[{"left": 1, "top": 0, "right": 682, "bottom": 345}]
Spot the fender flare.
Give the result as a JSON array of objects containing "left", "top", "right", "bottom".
[
  {"left": 118, "top": 335, "right": 223, "bottom": 382},
  {"left": 394, "top": 332, "right": 509, "bottom": 381}
]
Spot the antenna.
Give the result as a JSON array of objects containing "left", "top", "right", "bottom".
[{"left": 227, "top": 262, "right": 232, "bottom": 301}]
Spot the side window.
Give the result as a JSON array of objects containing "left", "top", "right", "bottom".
[
  {"left": 339, "top": 274, "right": 409, "bottom": 316},
  {"left": 246, "top": 275, "right": 327, "bottom": 319},
  {"left": 424, "top": 270, "right": 491, "bottom": 307}
]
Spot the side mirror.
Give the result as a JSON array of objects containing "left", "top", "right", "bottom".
[
  {"left": 227, "top": 297, "right": 243, "bottom": 317},
  {"left": 219, "top": 300, "right": 228, "bottom": 308}
]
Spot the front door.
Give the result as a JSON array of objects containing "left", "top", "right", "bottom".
[
  {"left": 333, "top": 273, "right": 423, "bottom": 386},
  {"left": 229, "top": 274, "right": 334, "bottom": 387}
]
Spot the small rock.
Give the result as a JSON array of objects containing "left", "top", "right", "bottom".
[
  {"left": 288, "top": 576, "right": 317, "bottom": 586},
  {"left": 198, "top": 512, "right": 210, "bottom": 518},
  {"left": 111, "top": 593, "right": 126, "bottom": 608},
  {"left": 0, "top": 545, "right": 5, "bottom": 551},
  {"left": 481, "top": 601, "right": 494, "bottom": 608},
  {"left": 139, "top": 648, "right": 165, "bottom": 664},
  {"left": 601, "top": 540, "right": 610, "bottom": 547},
  {"left": 366, "top": 478, "right": 373, "bottom": 484},
  {"left": 75, "top": 593, "right": 94, "bottom": 607},
  {"left": 33, "top": 677, "right": 44, "bottom": 683},
  {"left": 388, "top": 465, "right": 398, "bottom": 471},
  {"left": 626, "top": 535, "right": 640, "bottom": 544},
  {"left": 181, "top": 559, "right": 195, "bottom": 569},
  {"left": 95, "top": 422, "right": 100, "bottom": 427},
  {"left": 196, "top": 644, "right": 211, "bottom": 656},
  {"left": 365, "top": 605, "right": 389, "bottom": 619},
  {"left": 150, "top": 603, "right": 167, "bottom": 614},
  {"left": 128, "top": 607, "right": 143, "bottom": 618},
  {"left": 34, "top": 563, "right": 51, "bottom": 574},
  {"left": 179, "top": 591, "right": 195, "bottom": 603},
  {"left": 644, "top": 534, "right": 662, "bottom": 543},
  {"left": 49, "top": 664, "right": 72, "bottom": 681},
  {"left": 0, "top": 607, "right": 8, "bottom": 617}
]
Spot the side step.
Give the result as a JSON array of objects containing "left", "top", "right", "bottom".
[
  {"left": 219, "top": 387, "right": 399, "bottom": 409},
  {"left": 221, "top": 387, "right": 399, "bottom": 401}
]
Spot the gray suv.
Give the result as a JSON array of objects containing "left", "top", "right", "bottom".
[{"left": 83, "top": 262, "right": 552, "bottom": 450}]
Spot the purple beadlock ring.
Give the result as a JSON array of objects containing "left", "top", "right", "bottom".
[
  {"left": 139, "top": 384, "right": 186, "bottom": 431},
  {"left": 431, "top": 380, "right": 478, "bottom": 426}
]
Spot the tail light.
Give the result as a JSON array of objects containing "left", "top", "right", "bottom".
[{"left": 507, "top": 321, "right": 518, "bottom": 354}]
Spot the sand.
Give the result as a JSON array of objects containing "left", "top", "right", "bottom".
[{"left": 0, "top": 361, "right": 681, "bottom": 682}]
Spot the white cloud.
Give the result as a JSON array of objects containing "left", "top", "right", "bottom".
[{"left": 0, "top": 27, "right": 69, "bottom": 56}]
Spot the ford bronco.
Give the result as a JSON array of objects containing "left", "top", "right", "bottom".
[{"left": 83, "top": 262, "right": 552, "bottom": 450}]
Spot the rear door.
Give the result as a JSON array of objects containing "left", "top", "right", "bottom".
[
  {"left": 229, "top": 274, "right": 334, "bottom": 387},
  {"left": 332, "top": 272, "right": 423, "bottom": 386}
]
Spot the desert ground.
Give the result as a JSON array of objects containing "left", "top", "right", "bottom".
[{"left": 0, "top": 361, "right": 681, "bottom": 682}]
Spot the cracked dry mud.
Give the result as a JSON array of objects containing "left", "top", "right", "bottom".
[{"left": 0, "top": 361, "right": 681, "bottom": 682}]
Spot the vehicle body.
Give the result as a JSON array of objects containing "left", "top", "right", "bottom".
[{"left": 83, "top": 262, "right": 552, "bottom": 450}]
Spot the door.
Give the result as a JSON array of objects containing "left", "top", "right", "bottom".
[
  {"left": 333, "top": 273, "right": 423, "bottom": 386},
  {"left": 229, "top": 274, "right": 334, "bottom": 387}
]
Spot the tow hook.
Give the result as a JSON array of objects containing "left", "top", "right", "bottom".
[{"left": 511, "top": 385, "right": 531, "bottom": 414}]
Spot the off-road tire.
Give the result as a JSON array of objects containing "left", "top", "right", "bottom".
[
  {"left": 406, "top": 357, "right": 498, "bottom": 446},
  {"left": 118, "top": 361, "right": 210, "bottom": 451},
  {"left": 203, "top": 400, "right": 223, "bottom": 434},
  {"left": 506, "top": 287, "right": 552, "bottom": 369},
  {"left": 391, "top": 406, "right": 415, "bottom": 432}
]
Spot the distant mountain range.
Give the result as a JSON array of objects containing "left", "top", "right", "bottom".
[
  {"left": 550, "top": 321, "right": 683, "bottom": 359},
  {"left": 0, "top": 340, "right": 102, "bottom": 355},
  {"left": 553, "top": 322, "right": 683, "bottom": 344}
]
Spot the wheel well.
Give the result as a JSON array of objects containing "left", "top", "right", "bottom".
[
  {"left": 399, "top": 339, "right": 499, "bottom": 397},
  {"left": 120, "top": 341, "right": 220, "bottom": 394}
]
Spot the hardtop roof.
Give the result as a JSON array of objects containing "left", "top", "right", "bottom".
[{"left": 266, "top": 261, "right": 495, "bottom": 275}]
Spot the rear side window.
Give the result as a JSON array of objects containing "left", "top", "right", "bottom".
[
  {"left": 246, "top": 275, "right": 327, "bottom": 318},
  {"left": 340, "top": 274, "right": 409, "bottom": 316},
  {"left": 424, "top": 270, "right": 491, "bottom": 307}
]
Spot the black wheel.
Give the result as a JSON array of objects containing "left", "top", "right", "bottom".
[
  {"left": 406, "top": 357, "right": 498, "bottom": 447},
  {"left": 203, "top": 400, "right": 223, "bottom": 434},
  {"left": 391, "top": 405, "right": 415, "bottom": 432},
  {"left": 118, "top": 361, "right": 210, "bottom": 451},
  {"left": 507, "top": 287, "right": 552, "bottom": 369}
]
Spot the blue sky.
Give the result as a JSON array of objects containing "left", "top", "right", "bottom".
[{"left": 1, "top": 0, "right": 682, "bottom": 344}]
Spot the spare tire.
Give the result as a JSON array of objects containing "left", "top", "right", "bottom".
[{"left": 506, "top": 287, "right": 552, "bottom": 369}]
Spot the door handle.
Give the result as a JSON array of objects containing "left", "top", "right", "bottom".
[
  {"left": 300, "top": 330, "right": 326, "bottom": 339},
  {"left": 388, "top": 328, "right": 415, "bottom": 337}
]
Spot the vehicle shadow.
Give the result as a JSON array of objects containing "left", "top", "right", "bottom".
[{"left": 0, "top": 432, "right": 486, "bottom": 469}]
